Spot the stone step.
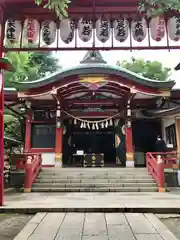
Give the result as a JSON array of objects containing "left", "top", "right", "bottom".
[
  {"left": 31, "top": 187, "right": 158, "bottom": 192},
  {"left": 39, "top": 173, "right": 151, "bottom": 178},
  {"left": 35, "top": 178, "right": 155, "bottom": 183},
  {"left": 40, "top": 170, "right": 149, "bottom": 174},
  {"left": 33, "top": 182, "right": 157, "bottom": 188},
  {"left": 41, "top": 167, "right": 148, "bottom": 171}
]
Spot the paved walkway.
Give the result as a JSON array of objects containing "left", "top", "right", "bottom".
[
  {"left": 14, "top": 213, "right": 178, "bottom": 240},
  {"left": 2, "top": 191, "right": 180, "bottom": 213}
]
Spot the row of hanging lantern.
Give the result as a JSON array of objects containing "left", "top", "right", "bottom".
[
  {"left": 4, "top": 15, "right": 180, "bottom": 45},
  {"left": 74, "top": 118, "right": 114, "bottom": 130}
]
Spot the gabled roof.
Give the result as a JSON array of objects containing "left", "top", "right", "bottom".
[{"left": 14, "top": 63, "right": 175, "bottom": 91}]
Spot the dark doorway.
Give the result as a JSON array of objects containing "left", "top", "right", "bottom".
[
  {"left": 71, "top": 126, "right": 116, "bottom": 166},
  {"left": 132, "top": 119, "right": 162, "bottom": 166}
]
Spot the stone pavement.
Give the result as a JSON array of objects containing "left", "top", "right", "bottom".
[
  {"left": 1, "top": 191, "right": 180, "bottom": 213},
  {"left": 14, "top": 212, "right": 178, "bottom": 240}
]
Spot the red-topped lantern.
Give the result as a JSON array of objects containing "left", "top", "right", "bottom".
[
  {"left": 23, "top": 19, "right": 40, "bottom": 44},
  {"left": 150, "top": 16, "right": 165, "bottom": 41}
]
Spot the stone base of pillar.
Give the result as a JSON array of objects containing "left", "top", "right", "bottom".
[
  {"left": 126, "top": 160, "right": 135, "bottom": 167},
  {"left": 126, "top": 152, "right": 134, "bottom": 167},
  {"left": 55, "top": 153, "right": 63, "bottom": 167}
]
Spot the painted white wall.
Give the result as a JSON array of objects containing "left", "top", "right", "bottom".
[
  {"left": 41, "top": 153, "right": 55, "bottom": 166},
  {"left": 161, "top": 117, "right": 175, "bottom": 143}
]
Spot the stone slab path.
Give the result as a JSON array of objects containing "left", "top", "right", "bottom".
[
  {"left": 14, "top": 213, "right": 178, "bottom": 240},
  {"left": 2, "top": 192, "right": 180, "bottom": 213}
]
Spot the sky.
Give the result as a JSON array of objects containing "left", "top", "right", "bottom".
[{"left": 57, "top": 50, "right": 180, "bottom": 89}]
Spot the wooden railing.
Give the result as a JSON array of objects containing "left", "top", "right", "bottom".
[{"left": 146, "top": 152, "right": 178, "bottom": 192}]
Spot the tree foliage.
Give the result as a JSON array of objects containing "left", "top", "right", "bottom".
[
  {"left": 4, "top": 114, "right": 23, "bottom": 142},
  {"left": 4, "top": 51, "right": 39, "bottom": 87},
  {"left": 117, "top": 58, "right": 171, "bottom": 81},
  {"left": 28, "top": 52, "right": 60, "bottom": 78},
  {"left": 139, "top": 0, "right": 180, "bottom": 17},
  {"left": 4, "top": 50, "right": 60, "bottom": 147},
  {"left": 34, "top": 0, "right": 180, "bottom": 18},
  {"left": 35, "top": 0, "right": 70, "bottom": 19},
  {"left": 4, "top": 51, "right": 60, "bottom": 87}
]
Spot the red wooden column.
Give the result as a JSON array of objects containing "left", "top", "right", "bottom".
[
  {"left": 0, "top": 7, "right": 4, "bottom": 206},
  {"left": 24, "top": 112, "right": 32, "bottom": 152},
  {"left": 125, "top": 101, "right": 134, "bottom": 167},
  {"left": 55, "top": 103, "right": 63, "bottom": 166}
]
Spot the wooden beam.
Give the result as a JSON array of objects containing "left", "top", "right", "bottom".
[
  {"left": 65, "top": 111, "right": 120, "bottom": 118},
  {"left": 62, "top": 89, "right": 124, "bottom": 98},
  {"left": 66, "top": 99, "right": 119, "bottom": 105},
  {"left": 59, "top": 84, "right": 128, "bottom": 96}
]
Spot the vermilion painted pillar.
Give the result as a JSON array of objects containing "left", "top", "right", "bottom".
[
  {"left": 24, "top": 112, "right": 32, "bottom": 152},
  {"left": 55, "top": 103, "right": 63, "bottom": 166},
  {"left": 55, "top": 127, "right": 63, "bottom": 166},
  {"left": 125, "top": 101, "right": 134, "bottom": 167},
  {"left": 0, "top": 7, "right": 4, "bottom": 206},
  {"left": 126, "top": 127, "right": 134, "bottom": 166}
]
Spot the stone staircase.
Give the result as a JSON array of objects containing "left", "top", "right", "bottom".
[{"left": 31, "top": 167, "right": 158, "bottom": 192}]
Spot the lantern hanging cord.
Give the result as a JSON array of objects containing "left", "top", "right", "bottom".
[{"left": 63, "top": 110, "right": 122, "bottom": 123}]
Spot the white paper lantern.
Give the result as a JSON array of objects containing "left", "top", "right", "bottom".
[
  {"left": 60, "top": 18, "right": 75, "bottom": 44},
  {"left": 113, "top": 19, "right": 129, "bottom": 42},
  {"left": 131, "top": 18, "right": 147, "bottom": 42},
  {"left": 96, "top": 18, "right": 110, "bottom": 43},
  {"left": 23, "top": 19, "right": 40, "bottom": 44},
  {"left": 41, "top": 20, "right": 57, "bottom": 45},
  {"left": 150, "top": 16, "right": 165, "bottom": 41},
  {"left": 78, "top": 18, "right": 93, "bottom": 42},
  {"left": 5, "top": 20, "right": 22, "bottom": 43},
  {"left": 167, "top": 16, "right": 180, "bottom": 41}
]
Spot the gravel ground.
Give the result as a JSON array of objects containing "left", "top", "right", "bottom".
[{"left": 0, "top": 214, "right": 33, "bottom": 240}]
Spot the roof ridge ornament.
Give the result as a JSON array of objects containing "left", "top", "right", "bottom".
[{"left": 80, "top": 50, "right": 107, "bottom": 64}]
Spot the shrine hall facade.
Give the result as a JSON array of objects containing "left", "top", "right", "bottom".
[{"left": 4, "top": 51, "right": 180, "bottom": 168}]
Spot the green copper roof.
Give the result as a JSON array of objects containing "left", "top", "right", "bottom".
[{"left": 15, "top": 63, "right": 175, "bottom": 90}]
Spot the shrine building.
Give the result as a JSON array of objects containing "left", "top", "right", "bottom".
[{"left": 4, "top": 51, "right": 180, "bottom": 168}]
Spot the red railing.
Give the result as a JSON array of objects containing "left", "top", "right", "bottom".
[
  {"left": 10, "top": 153, "right": 42, "bottom": 192},
  {"left": 23, "top": 153, "right": 42, "bottom": 192},
  {"left": 146, "top": 152, "right": 178, "bottom": 192}
]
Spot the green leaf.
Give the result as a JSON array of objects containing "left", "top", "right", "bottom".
[
  {"left": 139, "top": 0, "right": 180, "bottom": 17},
  {"left": 35, "top": 0, "right": 70, "bottom": 18},
  {"left": 117, "top": 58, "right": 171, "bottom": 81}
]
